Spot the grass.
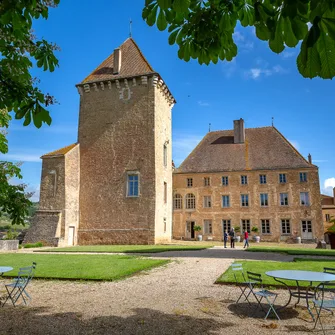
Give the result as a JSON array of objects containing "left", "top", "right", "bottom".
[
  {"left": 246, "top": 246, "right": 335, "bottom": 256},
  {"left": 216, "top": 258, "right": 335, "bottom": 287},
  {"left": 0, "top": 253, "right": 169, "bottom": 281},
  {"left": 40, "top": 244, "right": 211, "bottom": 253}
]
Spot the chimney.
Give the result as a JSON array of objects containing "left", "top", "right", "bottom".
[
  {"left": 113, "top": 48, "right": 121, "bottom": 74},
  {"left": 308, "top": 153, "right": 312, "bottom": 164},
  {"left": 233, "top": 118, "right": 245, "bottom": 144}
]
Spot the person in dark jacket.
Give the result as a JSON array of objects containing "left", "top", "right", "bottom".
[
  {"left": 229, "top": 228, "right": 235, "bottom": 248},
  {"left": 223, "top": 230, "right": 228, "bottom": 248}
]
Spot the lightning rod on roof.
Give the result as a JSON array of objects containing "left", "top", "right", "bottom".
[
  {"left": 272, "top": 117, "right": 274, "bottom": 127},
  {"left": 129, "top": 19, "right": 132, "bottom": 38},
  {"left": 209, "top": 123, "right": 211, "bottom": 132}
]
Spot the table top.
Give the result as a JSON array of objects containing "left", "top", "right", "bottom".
[
  {"left": 0, "top": 266, "right": 13, "bottom": 274},
  {"left": 266, "top": 270, "right": 335, "bottom": 282}
]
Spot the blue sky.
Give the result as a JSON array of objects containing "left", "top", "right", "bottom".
[{"left": 4, "top": 1, "right": 335, "bottom": 201}]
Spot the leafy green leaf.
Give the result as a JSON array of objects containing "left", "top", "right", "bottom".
[
  {"left": 173, "top": 0, "right": 190, "bottom": 13},
  {"left": 157, "top": 0, "right": 171, "bottom": 10},
  {"left": 168, "top": 29, "right": 179, "bottom": 45},
  {"left": 157, "top": 8, "right": 167, "bottom": 31}
]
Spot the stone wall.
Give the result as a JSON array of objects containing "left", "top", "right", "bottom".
[
  {"left": 77, "top": 76, "right": 157, "bottom": 245},
  {"left": 153, "top": 85, "right": 173, "bottom": 244},
  {"left": 24, "top": 210, "right": 62, "bottom": 246},
  {"left": 0, "top": 240, "right": 19, "bottom": 251},
  {"left": 173, "top": 168, "right": 323, "bottom": 242}
]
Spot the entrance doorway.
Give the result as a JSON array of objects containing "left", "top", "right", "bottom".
[
  {"left": 186, "top": 221, "right": 195, "bottom": 239},
  {"left": 68, "top": 226, "right": 75, "bottom": 246},
  {"left": 301, "top": 220, "right": 313, "bottom": 240}
]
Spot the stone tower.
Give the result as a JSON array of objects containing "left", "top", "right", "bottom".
[
  {"left": 25, "top": 38, "right": 175, "bottom": 246},
  {"left": 76, "top": 38, "right": 175, "bottom": 244}
]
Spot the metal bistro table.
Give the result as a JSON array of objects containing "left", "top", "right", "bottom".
[
  {"left": 266, "top": 270, "right": 335, "bottom": 319},
  {"left": 0, "top": 267, "right": 13, "bottom": 276}
]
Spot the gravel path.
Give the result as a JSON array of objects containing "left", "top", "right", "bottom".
[{"left": 0, "top": 247, "right": 332, "bottom": 334}]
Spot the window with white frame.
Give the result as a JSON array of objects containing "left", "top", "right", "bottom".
[
  {"left": 326, "top": 214, "right": 331, "bottom": 222},
  {"left": 279, "top": 173, "right": 287, "bottom": 183},
  {"left": 204, "top": 220, "right": 213, "bottom": 234},
  {"left": 281, "top": 219, "right": 291, "bottom": 234},
  {"left": 259, "top": 175, "right": 267, "bottom": 184},
  {"left": 204, "top": 177, "right": 210, "bottom": 186},
  {"left": 203, "top": 196, "right": 212, "bottom": 208},
  {"left": 261, "top": 219, "right": 271, "bottom": 234},
  {"left": 222, "top": 219, "right": 231, "bottom": 232},
  {"left": 280, "top": 193, "right": 289, "bottom": 206},
  {"left": 300, "top": 192, "right": 310, "bottom": 206},
  {"left": 173, "top": 194, "right": 182, "bottom": 209},
  {"left": 222, "top": 176, "right": 229, "bottom": 186},
  {"left": 127, "top": 173, "right": 139, "bottom": 197},
  {"left": 300, "top": 172, "right": 307, "bottom": 182},
  {"left": 163, "top": 144, "right": 167, "bottom": 167},
  {"left": 241, "top": 175, "right": 248, "bottom": 185},
  {"left": 222, "top": 195, "right": 230, "bottom": 208},
  {"left": 241, "top": 194, "right": 249, "bottom": 207},
  {"left": 241, "top": 219, "right": 251, "bottom": 233},
  {"left": 187, "top": 178, "right": 193, "bottom": 187},
  {"left": 260, "top": 193, "right": 268, "bottom": 206},
  {"left": 185, "top": 193, "right": 196, "bottom": 209}
]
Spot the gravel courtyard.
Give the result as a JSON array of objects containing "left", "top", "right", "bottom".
[{"left": 0, "top": 247, "right": 333, "bottom": 335}]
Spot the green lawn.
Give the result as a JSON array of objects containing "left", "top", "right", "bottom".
[
  {"left": 40, "top": 244, "right": 211, "bottom": 253},
  {"left": 216, "top": 258, "right": 335, "bottom": 287},
  {"left": 0, "top": 253, "right": 169, "bottom": 281},
  {"left": 246, "top": 246, "right": 335, "bottom": 257}
]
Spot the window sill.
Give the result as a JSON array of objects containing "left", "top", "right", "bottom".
[{"left": 126, "top": 195, "right": 140, "bottom": 198}]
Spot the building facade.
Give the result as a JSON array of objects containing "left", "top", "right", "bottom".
[
  {"left": 321, "top": 188, "right": 335, "bottom": 232},
  {"left": 25, "top": 38, "right": 175, "bottom": 246},
  {"left": 173, "top": 119, "right": 324, "bottom": 242}
]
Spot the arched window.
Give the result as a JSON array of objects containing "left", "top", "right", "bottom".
[
  {"left": 185, "top": 193, "right": 196, "bottom": 209},
  {"left": 174, "top": 194, "right": 182, "bottom": 210}
]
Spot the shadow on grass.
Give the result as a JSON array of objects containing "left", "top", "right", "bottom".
[
  {"left": 0, "top": 306, "right": 234, "bottom": 335},
  {"left": 227, "top": 302, "right": 299, "bottom": 321}
]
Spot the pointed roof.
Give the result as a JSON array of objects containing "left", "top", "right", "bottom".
[
  {"left": 81, "top": 38, "right": 156, "bottom": 84},
  {"left": 176, "top": 127, "right": 316, "bottom": 173},
  {"left": 41, "top": 143, "right": 78, "bottom": 158}
]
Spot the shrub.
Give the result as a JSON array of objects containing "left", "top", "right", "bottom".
[
  {"left": 234, "top": 226, "right": 240, "bottom": 233},
  {"left": 23, "top": 242, "right": 43, "bottom": 248},
  {"left": 3, "top": 229, "right": 19, "bottom": 240},
  {"left": 251, "top": 226, "right": 259, "bottom": 233}
]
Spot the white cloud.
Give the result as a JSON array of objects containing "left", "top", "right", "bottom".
[
  {"left": 1, "top": 153, "right": 41, "bottom": 162},
  {"left": 313, "top": 159, "right": 328, "bottom": 163},
  {"left": 233, "top": 31, "right": 254, "bottom": 51},
  {"left": 322, "top": 178, "right": 335, "bottom": 196},
  {"left": 288, "top": 140, "right": 300, "bottom": 150},
  {"left": 198, "top": 100, "right": 210, "bottom": 107},
  {"left": 222, "top": 58, "right": 237, "bottom": 78},
  {"left": 245, "top": 64, "right": 288, "bottom": 80},
  {"left": 27, "top": 184, "right": 40, "bottom": 202},
  {"left": 172, "top": 134, "right": 202, "bottom": 167},
  {"left": 281, "top": 51, "right": 296, "bottom": 59}
]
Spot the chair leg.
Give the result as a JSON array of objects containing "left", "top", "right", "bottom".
[{"left": 264, "top": 296, "right": 280, "bottom": 320}]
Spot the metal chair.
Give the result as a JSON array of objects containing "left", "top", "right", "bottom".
[
  {"left": 247, "top": 271, "right": 280, "bottom": 320},
  {"left": 313, "top": 282, "right": 335, "bottom": 334},
  {"left": 231, "top": 263, "right": 257, "bottom": 305},
  {"left": 2, "top": 262, "right": 36, "bottom": 307}
]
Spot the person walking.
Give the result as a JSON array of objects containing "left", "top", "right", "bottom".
[
  {"left": 229, "top": 228, "right": 235, "bottom": 248},
  {"left": 223, "top": 230, "right": 228, "bottom": 248},
  {"left": 243, "top": 230, "right": 249, "bottom": 248}
]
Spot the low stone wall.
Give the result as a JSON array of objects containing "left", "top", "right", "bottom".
[
  {"left": 0, "top": 240, "right": 19, "bottom": 251},
  {"left": 24, "top": 210, "right": 61, "bottom": 246},
  {"left": 78, "top": 229, "right": 154, "bottom": 245}
]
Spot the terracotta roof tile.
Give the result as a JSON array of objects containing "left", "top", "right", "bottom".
[
  {"left": 81, "top": 38, "right": 156, "bottom": 84},
  {"left": 41, "top": 143, "right": 77, "bottom": 158},
  {"left": 176, "top": 127, "right": 315, "bottom": 173}
]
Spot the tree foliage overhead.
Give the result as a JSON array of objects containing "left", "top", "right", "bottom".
[
  {"left": 0, "top": 0, "right": 60, "bottom": 128},
  {"left": 143, "top": 0, "right": 335, "bottom": 79},
  {"left": 0, "top": 1, "right": 60, "bottom": 225}
]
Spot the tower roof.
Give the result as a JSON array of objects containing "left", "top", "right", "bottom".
[{"left": 81, "top": 38, "right": 156, "bottom": 84}]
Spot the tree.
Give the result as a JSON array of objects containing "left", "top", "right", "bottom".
[
  {"left": 143, "top": 0, "right": 335, "bottom": 79},
  {"left": 0, "top": 1, "right": 60, "bottom": 225}
]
